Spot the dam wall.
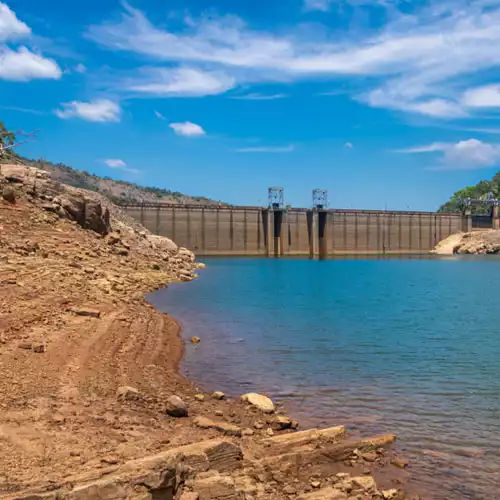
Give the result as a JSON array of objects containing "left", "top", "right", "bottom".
[{"left": 121, "top": 204, "right": 467, "bottom": 256}]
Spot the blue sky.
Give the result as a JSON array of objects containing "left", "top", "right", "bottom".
[{"left": 4, "top": 0, "right": 500, "bottom": 209}]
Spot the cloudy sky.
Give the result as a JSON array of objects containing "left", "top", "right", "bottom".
[{"left": 3, "top": 0, "right": 500, "bottom": 209}]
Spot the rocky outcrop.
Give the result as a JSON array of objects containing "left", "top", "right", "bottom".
[
  {"left": 433, "top": 230, "right": 500, "bottom": 254},
  {"left": 10, "top": 427, "right": 403, "bottom": 500}
]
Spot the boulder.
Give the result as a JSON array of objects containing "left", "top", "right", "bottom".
[
  {"left": 2, "top": 186, "right": 16, "bottom": 203},
  {"left": 166, "top": 395, "right": 188, "bottom": 418},
  {"left": 241, "top": 393, "right": 275, "bottom": 413},
  {"left": 212, "top": 391, "right": 225, "bottom": 400}
]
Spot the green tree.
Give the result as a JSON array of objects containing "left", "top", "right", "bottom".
[
  {"left": 0, "top": 120, "right": 17, "bottom": 161},
  {"left": 439, "top": 180, "right": 493, "bottom": 213}
]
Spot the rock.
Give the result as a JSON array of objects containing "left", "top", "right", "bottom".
[
  {"left": 274, "top": 415, "right": 293, "bottom": 430},
  {"left": 52, "top": 414, "right": 66, "bottom": 424},
  {"left": 180, "top": 493, "right": 199, "bottom": 500},
  {"left": 193, "top": 416, "right": 242, "bottom": 437},
  {"left": 106, "top": 232, "right": 122, "bottom": 245},
  {"left": 18, "top": 342, "right": 33, "bottom": 350},
  {"left": 310, "top": 480, "right": 321, "bottom": 489},
  {"left": 212, "top": 391, "right": 225, "bottom": 400},
  {"left": 166, "top": 395, "right": 188, "bottom": 418},
  {"left": 190, "top": 336, "right": 201, "bottom": 344},
  {"left": 254, "top": 421, "right": 264, "bottom": 430},
  {"left": 263, "top": 425, "right": 346, "bottom": 449},
  {"left": 361, "top": 452, "right": 378, "bottom": 462},
  {"left": 351, "top": 476, "right": 377, "bottom": 491},
  {"left": 266, "top": 428, "right": 274, "bottom": 437},
  {"left": 242, "top": 428, "right": 254, "bottom": 437},
  {"left": 194, "top": 473, "right": 236, "bottom": 500},
  {"left": 2, "top": 186, "right": 16, "bottom": 203},
  {"left": 70, "top": 307, "right": 101, "bottom": 318},
  {"left": 195, "top": 394, "right": 205, "bottom": 402},
  {"left": 391, "top": 457, "right": 409, "bottom": 469},
  {"left": 241, "top": 393, "right": 275, "bottom": 413},
  {"left": 298, "top": 487, "right": 348, "bottom": 499},
  {"left": 382, "top": 489, "right": 403, "bottom": 500},
  {"left": 32, "top": 342, "right": 46, "bottom": 353},
  {"left": 215, "top": 410, "right": 223, "bottom": 417},
  {"left": 116, "top": 386, "right": 140, "bottom": 402},
  {"left": 283, "top": 485, "right": 297, "bottom": 495}
]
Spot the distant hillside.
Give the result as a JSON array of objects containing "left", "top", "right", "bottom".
[{"left": 3, "top": 154, "right": 225, "bottom": 206}]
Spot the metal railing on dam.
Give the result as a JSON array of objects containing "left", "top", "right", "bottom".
[{"left": 118, "top": 203, "right": 474, "bottom": 256}]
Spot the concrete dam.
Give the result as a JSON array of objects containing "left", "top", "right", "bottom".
[{"left": 120, "top": 203, "right": 470, "bottom": 257}]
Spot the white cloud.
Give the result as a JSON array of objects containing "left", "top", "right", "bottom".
[
  {"left": 235, "top": 144, "right": 295, "bottom": 153},
  {"left": 103, "top": 158, "right": 139, "bottom": 174},
  {"left": 0, "top": 2, "right": 30, "bottom": 42},
  {"left": 0, "top": 4, "right": 62, "bottom": 82},
  {"left": 169, "top": 121, "right": 205, "bottom": 137},
  {"left": 55, "top": 99, "right": 122, "bottom": 122},
  {"left": 74, "top": 63, "right": 87, "bottom": 73},
  {"left": 86, "top": 1, "right": 500, "bottom": 117},
  {"left": 344, "top": 142, "right": 354, "bottom": 149},
  {"left": 154, "top": 110, "right": 166, "bottom": 120},
  {"left": 396, "top": 138, "right": 500, "bottom": 170},
  {"left": 462, "top": 84, "right": 500, "bottom": 108},
  {"left": 0, "top": 45, "right": 61, "bottom": 81},
  {"left": 126, "top": 67, "right": 235, "bottom": 97},
  {"left": 104, "top": 159, "right": 126, "bottom": 168},
  {"left": 231, "top": 93, "right": 287, "bottom": 100}
]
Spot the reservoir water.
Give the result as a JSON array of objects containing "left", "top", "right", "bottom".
[{"left": 149, "top": 257, "right": 500, "bottom": 499}]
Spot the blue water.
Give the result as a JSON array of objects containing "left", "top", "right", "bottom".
[{"left": 149, "top": 257, "right": 500, "bottom": 499}]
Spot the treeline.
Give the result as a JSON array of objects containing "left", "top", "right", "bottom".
[{"left": 439, "top": 173, "right": 500, "bottom": 213}]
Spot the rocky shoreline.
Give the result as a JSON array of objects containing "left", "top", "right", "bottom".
[
  {"left": 0, "top": 164, "right": 418, "bottom": 500},
  {"left": 432, "top": 230, "right": 500, "bottom": 255}
]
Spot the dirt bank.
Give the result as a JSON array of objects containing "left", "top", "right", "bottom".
[
  {"left": 0, "top": 165, "right": 417, "bottom": 500},
  {"left": 432, "top": 230, "right": 500, "bottom": 255}
]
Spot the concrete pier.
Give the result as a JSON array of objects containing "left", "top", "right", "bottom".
[{"left": 122, "top": 203, "right": 466, "bottom": 256}]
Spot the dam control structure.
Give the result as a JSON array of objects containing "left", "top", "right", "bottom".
[{"left": 120, "top": 189, "right": 481, "bottom": 257}]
